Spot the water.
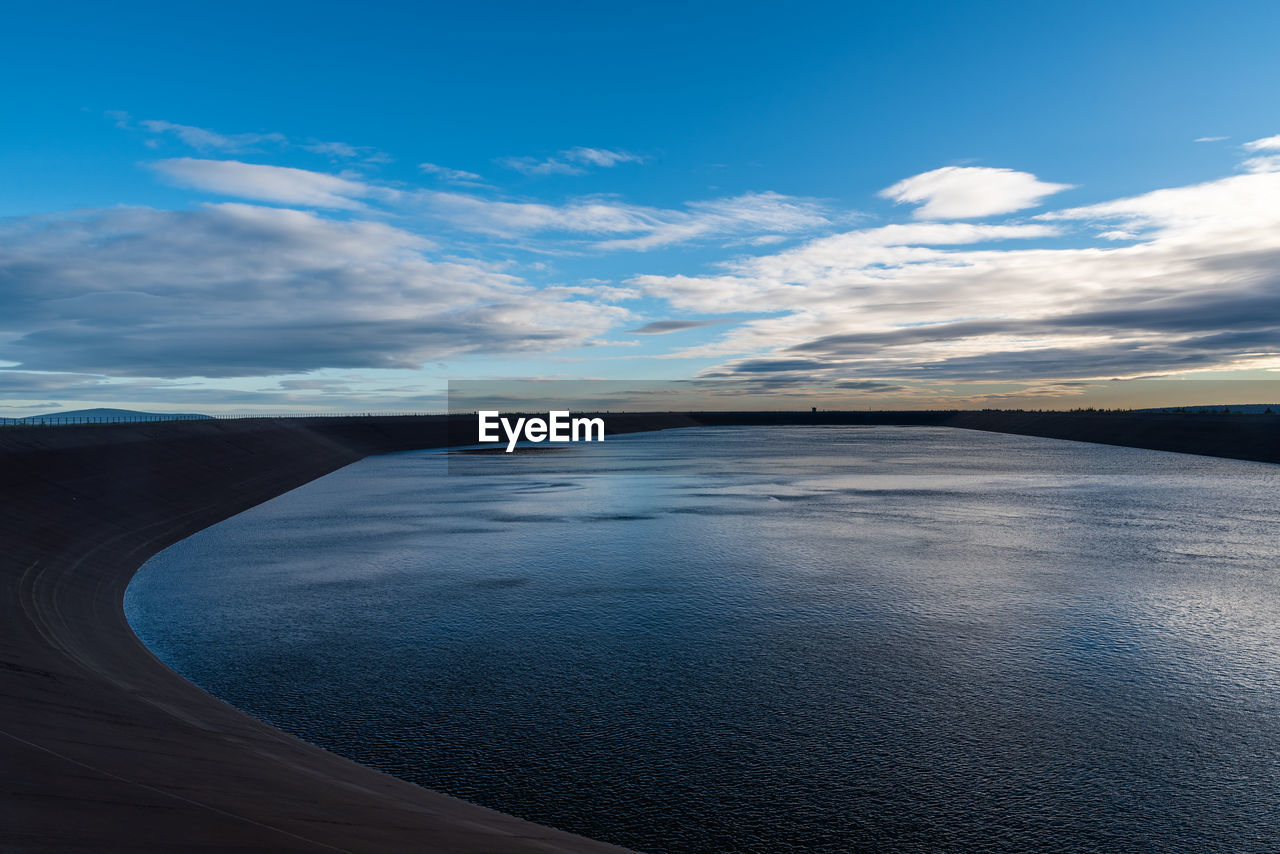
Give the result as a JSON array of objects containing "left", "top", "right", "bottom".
[{"left": 125, "top": 426, "right": 1280, "bottom": 853}]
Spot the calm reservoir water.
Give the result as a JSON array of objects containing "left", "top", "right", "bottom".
[{"left": 126, "top": 426, "right": 1280, "bottom": 852}]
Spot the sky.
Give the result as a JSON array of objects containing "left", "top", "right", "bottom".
[{"left": 3, "top": 0, "right": 1280, "bottom": 414}]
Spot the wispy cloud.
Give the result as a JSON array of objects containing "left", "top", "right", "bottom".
[
  {"left": 136, "top": 153, "right": 836, "bottom": 252},
  {"left": 419, "top": 191, "right": 657, "bottom": 235},
  {"left": 499, "top": 156, "right": 585, "bottom": 177},
  {"left": 299, "top": 140, "right": 361, "bottom": 158},
  {"left": 112, "top": 112, "right": 388, "bottom": 163},
  {"left": 563, "top": 147, "right": 646, "bottom": 168},
  {"left": 421, "top": 189, "right": 833, "bottom": 250},
  {"left": 499, "top": 146, "right": 646, "bottom": 176},
  {"left": 419, "top": 162, "right": 486, "bottom": 184},
  {"left": 879, "top": 166, "right": 1073, "bottom": 219},
  {"left": 299, "top": 140, "right": 391, "bottom": 163},
  {"left": 139, "top": 119, "right": 286, "bottom": 152},
  {"left": 596, "top": 192, "right": 834, "bottom": 251},
  {"left": 1243, "top": 155, "right": 1280, "bottom": 174},
  {"left": 151, "top": 158, "right": 379, "bottom": 210}
]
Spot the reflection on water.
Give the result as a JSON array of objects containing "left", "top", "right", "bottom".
[{"left": 126, "top": 426, "right": 1280, "bottom": 853}]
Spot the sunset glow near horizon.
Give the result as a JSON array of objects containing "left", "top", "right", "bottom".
[{"left": 3, "top": 1, "right": 1280, "bottom": 415}]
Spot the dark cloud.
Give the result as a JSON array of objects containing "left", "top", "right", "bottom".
[
  {"left": 773, "top": 285, "right": 1280, "bottom": 384},
  {"left": 0, "top": 371, "right": 109, "bottom": 394},
  {"left": 1059, "top": 285, "right": 1280, "bottom": 334},
  {"left": 788, "top": 321, "right": 1011, "bottom": 355},
  {"left": 833, "top": 380, "right": 907, "bottom": 393},
  {"left": 725, "top": 358, "right": 832, "bottom": 374},
  {"left": 628, "top": 319, "right": 728, "bottom": 334},
  {"left": 0, "top": 205, "right": 623, "bottom": 379},
  {"left": 884, "top": 339, "right": 1258, "bottom": 382}
]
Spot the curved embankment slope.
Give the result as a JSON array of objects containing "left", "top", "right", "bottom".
[
  {"left": 3, "top": 411, "right": 1276, "bottom": 851},
  {"left": 1, "top": 414, "right": 697, "bottom": 853}
]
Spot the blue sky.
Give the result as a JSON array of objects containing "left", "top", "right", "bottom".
[{"left": 3, "top": 1, "right": 1280, "bottom": 413}]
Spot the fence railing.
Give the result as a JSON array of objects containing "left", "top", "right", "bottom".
[{"left": 0, "top": 412, "right": 451, "bottom": 428}]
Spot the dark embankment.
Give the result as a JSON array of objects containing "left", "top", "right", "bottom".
[
  {"left": 0, "top": 413, "right": 695, "bottom": 853},
  {"left": 3, "top": 409, "right": 1274, "bottom": 852},
  {"left": 940, "top": 410, "right": 1280, "bottom": 465},
  {"left": 690, "top": 410, "right": 1280, "bottom": 466}
]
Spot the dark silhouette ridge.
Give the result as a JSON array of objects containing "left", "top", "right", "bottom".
[{"left": 2, "top": 410, "right": 1275, "bottom": 851}]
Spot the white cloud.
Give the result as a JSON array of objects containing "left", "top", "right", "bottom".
[
  {"left": 1242, "top": 133, "right": 1280, "bottom": 152},
  {"left": 633, "top": 221, "right": 1059, "bottom": 316},
  {"left": 1243, "top": 155, "right": 1280, "bottom": 174},
  {"left": 1194, "top": 136, "right": 1227, "bottom": 143},
  {"left": 151, "top": 158, "right": 378, "bottom": 209},
  {"left": 1237, "top": 133, "right": 1280, "bottom": 174},
  {"left": 1042, "top": 170, "right": 1280, "bottom": 233},
  {"left": 632, "top": 169, "right": 1280, "bottom": 384},
  {"left": 879, "top": 166, "right": 1073, "bottom": 219}
]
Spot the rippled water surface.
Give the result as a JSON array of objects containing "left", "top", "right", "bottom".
[{"left": 126, "top": 426, "right": 1280, "bottom": 852}]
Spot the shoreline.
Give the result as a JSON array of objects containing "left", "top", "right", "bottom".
[
  {"left": 3, "top": 411, "right": 1276, "bottom": 851},
  {"left": 0, "top": 415, "right": 682, "bottom": 853}
]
